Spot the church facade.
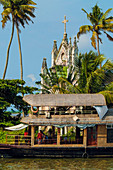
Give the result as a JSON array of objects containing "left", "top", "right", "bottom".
[{"left": 41, "top": 16, "right": 78, "bottom": 76}]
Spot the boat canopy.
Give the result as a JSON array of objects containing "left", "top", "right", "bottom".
[{"left": 5, "top": 124, "right": 28, "bottom": 131}]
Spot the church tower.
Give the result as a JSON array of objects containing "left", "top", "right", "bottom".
[
  {"left": 41, "top": 58, "right": 47, "bottom": 93},
  {"left": 41, "top": 16, "right": 78, "bottom": 81},
  {"left": 51, "top": 40, "right": 58, "bottom": 67},
  {"left": 51, "top": 16, "right": 78, "bottom": 68}
]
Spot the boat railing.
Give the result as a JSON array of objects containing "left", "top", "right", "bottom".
[
  {"left": 6, "top": 134, "right": 31, "bottom": 145},
  {"left": 5, "top": 135, "right": 83, "bottom": 146},
  {"left": 35, "top": 138, "right": 57, "bottom": 145},
  {"left": 36, "top": 109, "right": 97, "bottom": 115},
  {"left": 60, "top": 136, "right": 83, "bottom": 144},
  {"left": 34, "top": 137, "right": 83, "bottom": 145}
]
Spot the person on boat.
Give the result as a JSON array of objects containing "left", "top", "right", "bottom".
[
  {"left": 37, "top": 130, "right": 43, "bottom": 144},
  {"left": 24, "top": 130, "right": 28, "bottom": 144},
  {"left": 64, "top": 136, "right": 68, "bottom": 144}
]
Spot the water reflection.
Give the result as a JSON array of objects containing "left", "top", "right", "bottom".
[{"left": 0, "top": 158, "right": 113, "bottom": 170}]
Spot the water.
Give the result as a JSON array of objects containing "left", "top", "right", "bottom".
[{"left": 0, "top": 158, "right": 113, "bottom": 170}]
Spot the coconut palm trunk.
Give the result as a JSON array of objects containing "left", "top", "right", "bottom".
[
  {"left": 3, "top": 20, "right": 14, "bottom": 79},
  {"left": 16, "top": 23, "right": 23, "bottom": 80},
  {"left": 16, "top": 23, "right": 24, "bottom": 117},
  {"left": 96, "top": 33, "right": 101, "bottom": 68},
  {"left": 96, "top": 34, "right": 100, "bottom": 56}
]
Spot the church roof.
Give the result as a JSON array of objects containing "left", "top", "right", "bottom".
[{"left": 23, "top": 94, "right": 106, "bottom": 107}]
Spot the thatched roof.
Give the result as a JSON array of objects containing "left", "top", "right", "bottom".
[{"left": 23, "top": 94, "right": 106, "bottom": 107}]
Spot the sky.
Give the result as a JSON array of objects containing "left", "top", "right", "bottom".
[{"left": 0, "top": 0, "right": 113, "bottom": 87}]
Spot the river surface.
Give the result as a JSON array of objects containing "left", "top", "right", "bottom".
[{"left": 0, "top": 158, "right": 113, "bottom": 170}]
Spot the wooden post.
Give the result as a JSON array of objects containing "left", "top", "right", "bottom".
[
  {"left": 57, "top": 128, "right": 60, "bottom": 145},
  {"left": 60, "top": 128, "right": 63, "bottom": 136},
  {"left": 31, "top": 125, "right": 34, "bottom": 146},
  {"left": 64, "top": 126, "right": 67, "bottom": 135},
  {"left": 83, "top": 128, "right": 87, "bottom": 147}
]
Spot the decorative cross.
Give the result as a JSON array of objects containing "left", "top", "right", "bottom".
[{"left": 62, "top": 15, "right": 68, "bottom": 33}]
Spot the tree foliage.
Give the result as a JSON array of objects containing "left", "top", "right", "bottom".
[
  {"left": 77, "top": 4, "right": 113, "bottom": 60},
  {"left": 37, "top": 51, "right": 113, "bottom": 105},
  {"left": 0, "top": 79, "right": 38, "bottom": 127},
  {"left": 36, "top": 65, "right": 77, "bottom": 94},
  {"left": 0, "top": 0, "right": 37, "bottom": 80}
]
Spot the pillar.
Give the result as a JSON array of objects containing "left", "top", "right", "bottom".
[
  {"left": 83, "top": 128, "right": 87, "bottom": 147},
  {"left": 31, "top": 125, "right": 34, "bottom": 146},
  {"left": 39, "top": 126, "right": 41, "bottom": 131},
  {"left": 57, "top": 128, "right": 60, "bottom": 145},
  {"left": 60, "top": 128, "right": 63, "bottom": 136}
]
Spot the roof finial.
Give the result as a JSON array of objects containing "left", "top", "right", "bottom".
[
  {"left": 73, "top": 36, "right": 77, "bottom": 47},
  {"left": 62, "top": 15, "right": 68, "bottom": 34},
  {"left": 42, "top": 58, "right": 47, "bottom": 69},
  {"left": 69, "top": 37, "right": 72, "bottom": 46}
]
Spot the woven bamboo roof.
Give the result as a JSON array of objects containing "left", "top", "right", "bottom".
[{"left": 23, "top": 94, "right": 106, "bottom": 107}]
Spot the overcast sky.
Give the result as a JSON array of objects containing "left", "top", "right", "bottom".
[{"left": 0, "top": 0, "right": 113, "bottom": 86}]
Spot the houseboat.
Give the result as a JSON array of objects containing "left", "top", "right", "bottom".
[{"left": 1, "top": 93, "right": 113, "bottom": 158}]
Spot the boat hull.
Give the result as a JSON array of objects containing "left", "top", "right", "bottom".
[{"left": 0, "top": 144, "right": 113, "bottom": 158}]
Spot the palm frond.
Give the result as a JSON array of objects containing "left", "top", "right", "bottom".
[
  {"left": 82, "top": 8, "right": 91, "bottom": 19},
  {"left": 104, "top": 31, "right": 113, "bottom": 41},
  {"left": 100, "top": 8, "right": 112, "bottom": 22},
  {"left": 99, "top": 90, "right": 113, "bottom": 105},
  {"left": 91, "top": 31, "right": 97, "bottom": 49},
  {"left": 77, "top": 25, "right": 93, "bottom": 39}
]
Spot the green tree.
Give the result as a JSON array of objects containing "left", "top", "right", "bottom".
[
  {"left": 36, "top": 65, "right": 78, "bottom": 94},
  {"left": 60, "top": 51, "right": 113, "bottom": 105},
  {"left": 37, "top": 51, "right": 113, "bottom": 105},
  {"left": 36, "top": 65, "right": 78, "bottom": 113},
  {"left": 0, "top": 0, "right": 37, "bottom": 80},
  {"left": 77, "top": 4, "right": 113, "bottom": 67},
  {"left": 75, "top": 51, "right": 113, "bottom": 93},
  {"left": 0, "top": 79, "right": 38, "bottom": 127}
]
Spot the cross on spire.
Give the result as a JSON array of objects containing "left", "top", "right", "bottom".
[{"left": 62, "top": 15, "right": 68, "bottom": 33}]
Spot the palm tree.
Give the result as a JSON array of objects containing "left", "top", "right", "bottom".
[
  {"left": 61, "top": 51, "right": 113, "bottom": 104},
  {"left": 37, "top": 51, "right": 113, "bottom": 104},
  {"left": 0, "top": 0, "right": 36, "bottom": 80},
  {"left": 75, "top": 51, "right": 106, "bottom": 93},
  {"left": 77, "top": 4, "right": 113, "bottom": 67},
  {"left": 36, "top": 65, "right": 78, "bottom": 94}
]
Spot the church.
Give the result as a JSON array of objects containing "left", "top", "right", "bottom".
[{"left": 41, "top": 16, "right": 78, "bottom": 78}]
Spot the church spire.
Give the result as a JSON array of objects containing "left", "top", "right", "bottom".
[
  {"left": 72, "top": 36, "right": 78, "bottom": 66},
  {"left": 53, "top": 40, "right": 57, "bottom": 51},
  {"left": 73, "top": 36, "right": 77, "bottom": 48},
  {"left": 42, "top": 58, "right": 47, "bottom": 69},
  {"left": 51, "top": 40, "right": 58, "bottom": 67},
  {"left": 62, "top": 15, "right": 68, "bottom": 43},
  {"left": 69, "top": 37, "right": 72, "bottom": 47}
]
